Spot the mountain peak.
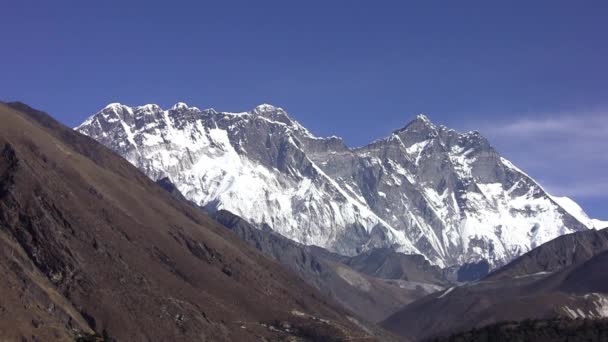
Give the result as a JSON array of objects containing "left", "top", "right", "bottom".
[
  {"left": 89, "top": 102, "right": 134, "bottom": 123},
  {"left": 400, "top": 113, "right": 436, "bottom": 130},
  {"left": 252, "top": 103, "right": 297, "bottom": 126},
  {"left": 103, "top": 102, "right": 125, "bottom": 110},
  {"left": 170, "top": 102, "right": 190, "bottom": 110},
  {"left": 416, "top": 113, "right": 432, "bottom": 123},
  {"left": 391, "top": 113, "right": 438, "bottom": 140},
  {"left": 414, "top": 113, "right": 437, "bottom": 130},
  {"left": 253, "top": 103, "right": 281, "bottom": 113},
  {"left": 135, "top": 103, "right": 161, "bottom": 111}
]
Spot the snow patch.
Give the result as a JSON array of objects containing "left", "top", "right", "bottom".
[{"left": 438, "top": 286, "right": 455, "bottom": 299}]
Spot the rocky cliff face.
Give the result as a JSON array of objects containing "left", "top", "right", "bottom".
[{"left": 76, "top": 102, "right": 597, "bottom": 268}]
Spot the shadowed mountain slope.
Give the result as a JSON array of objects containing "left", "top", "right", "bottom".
[
  {"left": 210, "top": 209, "right": 447, "bottom": 323},
  {"left": 340, "top": 248, "right": 446, "bottom": 284}
]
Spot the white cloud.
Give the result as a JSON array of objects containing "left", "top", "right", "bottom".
[{"left": 484, "top": 112, "right": 608, "bottom": 140}]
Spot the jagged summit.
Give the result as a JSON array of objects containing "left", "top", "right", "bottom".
[
  {"left": 98, "top": 102, "right": 285, "bottom": 115},
  {"left": 98, "top": 102, "right": 199, "bottom": 116},
  {"left": 251, "top": 103, "right": 296, "bottom": 126},
  {"left": 415, "top": 113, "right": 432, "bottom": 123},
  {"left": 391, "top": 112, "right": 438, "bottom": 138},
  {"left": 170, "top": 102, "right": 190, "bottom": 110},
  {"left": 253, "top": 103, "right": 280, "bottom": 113},
  {"left": 76, "top": 102, "right": 599, "bottom": 268},
  {"left": 103, "top": 102, "right": 124, "bottom": 110}
]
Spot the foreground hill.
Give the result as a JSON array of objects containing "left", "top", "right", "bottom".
[
  {"left": 0, "top": 102, "right": 388, "bottom": 341},
  {"left": 381, "top": 228, "right": 608, "bottom": 341},
  {"left": 430, "top": 318, "right": 608, "bottom": 342}
]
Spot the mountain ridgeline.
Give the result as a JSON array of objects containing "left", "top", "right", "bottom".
[{"left": 76, "top": 102, "right": 603, "bottom": 269}]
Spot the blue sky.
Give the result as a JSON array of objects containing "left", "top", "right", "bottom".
[{"left": 1, "top": 1, "right": 606, "bottom": 219}]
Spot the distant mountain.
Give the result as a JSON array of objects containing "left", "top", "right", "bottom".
[
  {"left": 0, "top": 102, "right": 388, "bottom": 341},
  {"left": 76, "top": 102, "right": 601, "bottom": 268},
  {"left": 381, "top": 228, "right": 608, "bottom": 341}
]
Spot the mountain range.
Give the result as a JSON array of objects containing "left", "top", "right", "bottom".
[{"left": 76, "top": 102, "right": 607, "bottom": 269}]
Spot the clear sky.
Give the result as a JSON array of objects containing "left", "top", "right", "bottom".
[{"left": 1, "top": 1, "right": 606, "bottom": 219}]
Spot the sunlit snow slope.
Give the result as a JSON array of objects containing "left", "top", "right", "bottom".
[{"left": 76, "top": 103, "right": 599, "bottom": 268}]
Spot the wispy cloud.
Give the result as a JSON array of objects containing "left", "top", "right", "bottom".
[
  {"left": 487, "top": 114, "right": 608, "bottom": 137},
  {"left": 464, "top": 111, "right": 608, "bottom": 199}
]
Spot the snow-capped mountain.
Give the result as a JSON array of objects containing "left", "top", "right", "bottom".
[{"left": 76, "top": 102, "right": 602, "bottom": 268}]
